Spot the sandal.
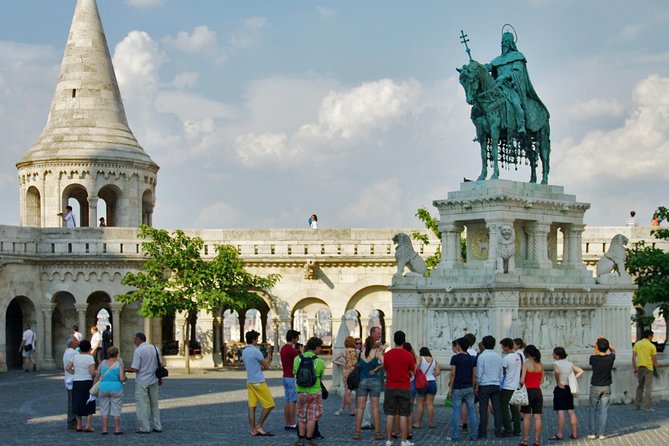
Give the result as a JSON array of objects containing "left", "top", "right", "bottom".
[
  {"left": 352, "top": 432, "right": 361, "bottom": 440},
  {"left": 569, "top": 435, "right": 578, "bottom": 439},
  {"left": 374, "top": 432, "right": 385, "bottom": 440},
  {"left": 548, "top": 434, "right": 563, "bottom": 441},
  {"left": 534, "top": 442, "right": 541, "bottom": 446}
]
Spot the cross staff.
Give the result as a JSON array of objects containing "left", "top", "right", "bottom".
[{"left": 459, "top": 30, "right": 472, "bottom": 61}]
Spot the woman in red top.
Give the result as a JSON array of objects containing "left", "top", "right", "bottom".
[{"left": 520, "top": 345, "right": 544, "bottom": 446}]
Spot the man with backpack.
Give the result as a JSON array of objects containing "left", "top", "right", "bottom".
[
  {"left": 242, "top": 330, "right": 275, "bottom": 437},
  {"left": 293, "top": 337, "right": 325, "bottom": 446}
]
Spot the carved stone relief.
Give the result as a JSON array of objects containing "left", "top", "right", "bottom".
[
  {"left": 428, "top": 309, "right": 489, "bottom": 350},
  {"left": 517, "top": 309, "right": 594, "bottom": 349}
]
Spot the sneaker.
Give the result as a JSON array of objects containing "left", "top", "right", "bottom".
[
  {"left": 385, "top": 441, "right": 393, "bottom": 446},
  {"left": 401, "top": 441, "right": 415, "bottom": 446},
  {"left": 598, "top": 435, "right": 607, "bottom": 440},
  {"left": 587, "top": 434, "right": 597, "bottom": 439},
  {"left": 462, "top": 423, "right": 468, "bottom": 432},
  {"left": 334, "top": 409, "right": 343, "bottom": 416}
]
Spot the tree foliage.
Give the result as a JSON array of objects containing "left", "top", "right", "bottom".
[
  {"left": 626, "top": 206, "right": 669, "bottom": 330},
  {"left": 411, "top": 207, "right": 467, "bottom": 272},
  {"left": 116, "top": 225, "right": 280, "bottom": 370}
]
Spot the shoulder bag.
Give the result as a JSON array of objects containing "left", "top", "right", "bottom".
[
  {"left": 155, "top": 346, "right": 169, "bottom": 379},
  {"left": 568, "top": 370, "right": 580, "bottom": 395},
  {"left": 509, "top": 354, "right": 528, "bottom": 406},
  {"left": 346, "top": 352, "right": 362, "bottom": 391},
  {"left": 415, "top": 358, "right": 434, "bottom": 391},
  {"left": 90, "top": 360, "right": 118, "bottom": 396}
]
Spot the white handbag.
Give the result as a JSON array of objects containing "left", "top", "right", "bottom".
[
  {"left": 568, "top": 371, "right": 580, "bottom": 395},
  {"left": 509, "top": 385, "right": 529, "bottom": 406}
]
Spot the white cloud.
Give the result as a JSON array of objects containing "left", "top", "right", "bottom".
[
  {"left": 124, "top": 0, "right": 165, "bottom": 7},
  {"left": 196, "top": 201, "right": 242, "bottom": 228},
  {"left": 340, "top": 178, "right": 403, "bottom": 226},
  {"left": 567, "top": 98, "right": 625, "bottom": 120},
  {"left": 172, "top": 71, "right": 199, "bottom": 89},
  {"left": 233, "top": 78, "right": 423, "bottom": 167},
  {"left": 155, "top": 91, "right": 236, "bottom": 122},
  {"left": 163, "top": 25, "right": 219, "bottom": 54},
  {"left": 112, "top": 30, "right": 167, "bottom": 99},
  {"left": 297, "top": 78, "right": 422, "bottom": 141},
  {"left": 555, "top": 74, "right": 669, "bottom": 184},
  {"left": 229, "top": 17, "right": 267, "bottom": 49}
]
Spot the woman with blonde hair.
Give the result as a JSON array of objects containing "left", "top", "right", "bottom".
[
  {"left": 333, "top": 336, "right": 358, "bottom": 416},
  {"left": 94, "top": 346, "right": 126, "bottom": 434}
]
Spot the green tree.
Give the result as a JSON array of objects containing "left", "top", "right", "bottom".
[
  {"left": 411, "top": 207, "right": 466, "bottom": 273},
  {"left": 116, "top": 225, "right": 280, "bottom": 373},
  {"left": 626, "top": 206, "right": 669, "bottom": 340}
]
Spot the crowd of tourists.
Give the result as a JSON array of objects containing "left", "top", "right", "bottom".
[
  {"left": 62, "top": 327, "right": 165, "bottom": 435},
  {"left": 239, "top": 326, "right": 659, "bottom": 446}
]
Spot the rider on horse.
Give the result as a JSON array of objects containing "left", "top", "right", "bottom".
[{"left": 485, "top": 32, "right": 547, "bottom": 135}]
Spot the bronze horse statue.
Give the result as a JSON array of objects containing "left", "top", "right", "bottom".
[{"left": 457, "top": 60, "right": 551, "bottom": 184}]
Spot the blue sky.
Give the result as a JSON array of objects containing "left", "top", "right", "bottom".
[{"left": 1, "top": 0, "right": 668, "bottom": 229}]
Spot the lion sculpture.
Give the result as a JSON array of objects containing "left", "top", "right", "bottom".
[
  {"left": 596, "top": 234, "right": 629, "bottom": 279},
  {"left": 496, "top": 224, "right": 516, "bottom": 274},
  {"left": 393, "top": 233, "right": 427, "bottom": 276}
]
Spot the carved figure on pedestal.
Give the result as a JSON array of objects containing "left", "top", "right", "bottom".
[
  {"left": 496, "top": 224, "right": 516, "bottom": 274},
  {"left": 457, "top": 27, "right": 551, "bottom": 184},
  {"left": 595, "top": 234, "right": 630, "bottom": 282},
  {"left": 393, "top": 233, "right": 427, "bottom": 276}
]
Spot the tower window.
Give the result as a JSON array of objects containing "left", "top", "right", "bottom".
[{"left": 72, "top": 89, "right": 76, "bottom": 98}]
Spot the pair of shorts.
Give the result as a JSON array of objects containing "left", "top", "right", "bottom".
[
  {"left": 247, "top": 382, "right": 275, "bottom": 409},
  {"left": 356, "top": 378, "right": 381, "bottom": 399},
  {"left": 553, "top": 386, "right": 574, "bottom": 411},
  {"left": 296, "top": 392, "right": 323, "bottom": 422},
  {"left": 283, "top": 377, "right": 297, "bottom": 402},
  {"left": 383, "top": 388, "right": 412, "bottom": 416},
  {"left": 22, "top": 347, "right": 34, "bottom": 358},
  {"left": 416, "top": 380, "right": 437, "bottom": 397},
  {"left": 521, "top": 388, "right": 543, "bottom": 414},
  {"left": 98, "top": 390, "right": 123, "bottom": 417}
]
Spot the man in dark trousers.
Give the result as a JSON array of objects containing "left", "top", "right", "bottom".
[{"left": 383, "top": 330, "right": 415, "bottom": 446}]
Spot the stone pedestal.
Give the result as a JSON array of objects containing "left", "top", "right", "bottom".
[{"left": 391, "top": 180, "right": 636, "bottom": 400}]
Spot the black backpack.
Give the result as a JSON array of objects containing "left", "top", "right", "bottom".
[{"left": 296, "top": 354, "right": 317, "bottom": 387}]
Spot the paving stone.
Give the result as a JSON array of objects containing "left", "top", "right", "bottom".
[{"left": 1, "top": 368, "right": 668, "bottom": 445}]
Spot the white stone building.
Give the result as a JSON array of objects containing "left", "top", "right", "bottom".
[{"left": 0, "top": 0, "right": 666, "bottom": 391}]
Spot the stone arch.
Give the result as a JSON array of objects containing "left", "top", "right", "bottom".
[
  {"left": 26, "top": 186, "right": 41, "bottom": 227},
  {"left": 62, "top": 183, "right": 89, "bottom": 227},
  {"left": 98, "top": 184, "right": 122, "bottom": 227},
  {"left": 4, "top": 296, "right": 37, "bottom": 369},
  {"left": 292, "top": 297, "right": 333, "bottom": 348},
  {"left": 142, "top": 189, "right": 155, "bottom": 226},
  {"left": 86, "top": 291, "right": 112, "bottom": 336},
  {"left": 52, "top": 291, "right": 76, "bottom": 366},
  {"left": 345, "top": 285, "right": 391, "bottom": 343}
]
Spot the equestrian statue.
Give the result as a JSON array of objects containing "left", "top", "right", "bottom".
[{"left": 457, "top": 26, "right": 551, "bottom": 184}]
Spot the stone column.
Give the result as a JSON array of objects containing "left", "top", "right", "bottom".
[
  {"left": 87, "top": 195, "right": 99, "bottom": 228},
  {"left": 330, "top": 317, "right": 342, "bottom": 347},
  {"left": 110, "top": 303, "right": 123, "bottom": 351},
  {"left": 175, "top": 313, "right": 186, "bottom": 355},
  {"left": 271, "top": 318, "right": 282, "bottom": 368},
  {"left": 74, "top": 303, "right": 87, "bottom": 336},
  {"left": 41, "top": 303, "right": 56, "bottom": 369},
  {"left": 197, "top": 312, "right": 215, "bottom": 367},
  {"left": 438, "top": 222, "right": 463, "bottom": 269},
  {"left": 143, "top": 317, "right": 153, "bottom": 343},
  {"left": 569, "top": 224, "right": 586, "bottom": 269},
  {"left": 531, "top": 222, "right": 552, "bottom": 268}
]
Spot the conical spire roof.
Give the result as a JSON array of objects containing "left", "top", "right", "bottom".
[{"left": 17, "top": 0, "right": 157, "bottom": 169}]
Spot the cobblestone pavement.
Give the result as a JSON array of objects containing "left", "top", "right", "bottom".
[{"left": 1, "top": 368, "right": 668, "bottom": 445}]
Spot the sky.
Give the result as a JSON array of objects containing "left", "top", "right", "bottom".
[{"left": 1, "top": 0, "right": 668, "bottom": 229}]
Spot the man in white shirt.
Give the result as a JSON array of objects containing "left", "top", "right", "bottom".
[
  {"left": 63, "top": 335, "right": 79, "bottom": 429},
  {"left": 126, "top": 332, "right": 163, "bottom": 434},
  {"left": 59, "top": 205, "right": 76, "bottom": 228},
  {"left": 90, "top": 326, "right": 102, "bottom": 365},
  {"left": 500, "top": 338, "right": 523, "bottom": 437},
  {"left": 19, "top": 324, "right": 37, "bottom": 372}
]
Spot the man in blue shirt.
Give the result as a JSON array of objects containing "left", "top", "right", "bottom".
[
  {"left": 242, "top": 330, "right": 275, "bottom": 437},
  {"left": 448, "top": 338, "right": 478, "bottom": 441},
  {"left": 475, "top": 335, "right": 504, "bottom": 438}
]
